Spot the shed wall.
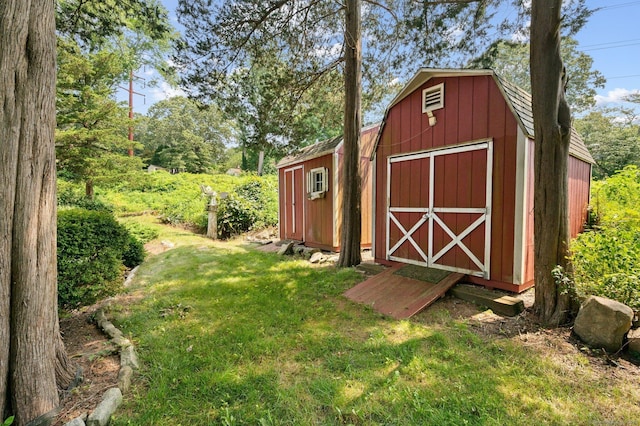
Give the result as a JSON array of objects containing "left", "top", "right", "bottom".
[
  {"left": 522, "top": 145, "right": 592, "bottom": 284},
  {"left": 303, "top": 154, "right": 335, "bottom": 250}
]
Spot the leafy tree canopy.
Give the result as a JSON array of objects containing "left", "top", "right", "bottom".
[
  {"left": 467, "top": 38, "right": 605, "bottom": 113},
  {"left": 574, "top": 107, "right": 640, "bottom": 179},
  {"left": 137, "top": 96, "right": 236, "bottom": 173},
  {"left": 56, "top": 38, "right": 143, "bottom": 197},
  {"left": 173, "top": 0, "right": 591, "bottom": 154}
]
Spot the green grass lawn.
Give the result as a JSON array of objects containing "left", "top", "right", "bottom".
[{"left": 110, "top": 218, "right": 640, "bottom": 425}]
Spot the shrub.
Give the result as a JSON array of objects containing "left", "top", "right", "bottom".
[
  {"left": 572, "top": 226, "right": 640, "bottom": 310},
  {"left": 216, "top": 177, "right": 278, "bottom": 239},
  {"left": 123, "top": 234, "right": 146, "bottom": 268},
  {"left": 216, "top": 193, "right": 259, "bottom": 239},
  {"left": 57, "top": 209, "right": 144, "bottom": 308},
  {"left": 572, "top": 166, "right": 640, "bottom": 310}
]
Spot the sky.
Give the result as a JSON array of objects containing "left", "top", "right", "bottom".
[{"left": 121, "top": 0, "right": 640, "bottom": 117}]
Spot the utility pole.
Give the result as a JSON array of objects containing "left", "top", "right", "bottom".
[{"left": 119, "top": 70, "right": 145, "bottom": 156}]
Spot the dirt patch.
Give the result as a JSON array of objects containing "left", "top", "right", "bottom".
[{"left": 54, "top": 308, "right": 120, "bottom": 425}]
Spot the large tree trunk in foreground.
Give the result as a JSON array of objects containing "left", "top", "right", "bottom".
[
  {"left": 0, "top": 1, "right": 75, "bottom": 424},
  {"left": 530, "top": 0, "right": 577, "bottom": 326},
  {"left": 337, "top": 0, "right": 362, "bottom": 267}
]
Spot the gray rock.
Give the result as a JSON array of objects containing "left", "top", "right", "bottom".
[
  {"left": 302, "top": 247, "right": 320, "bottom": 259},
  {"left": 123, "top": 265, "right": 139, "bottom": 287},
  {"left": 278, "top": 241, "right": 295, "bottom": 256},
  {"left": 121, "top": 345, "right": 140, "bottom": 370},
  {"left": 628, "top": 328, "right": 640, "bottom": 355},
  {"left": 64, "top": 415, "right": 87, "bottom": 426},
  {"left": 111, "top": 336, "right": 132, "bottom": 348},
  {"left": 293, "top": 245, "right": 305, "bottom": 255},
  {"left": 118, "top": 366, "right": 134, "bottom": 394},
  {"left": 574, "top": 296, "right": 634, "bottom": 353},
  {"left": 309, "top": 252, "right": 326, "bottom": 264},
  {"left": 101, "top": 322, "right": 123, "bottom": 340},
  {"left": 86, "top": 388, "right": 123, "bottom": 426}
]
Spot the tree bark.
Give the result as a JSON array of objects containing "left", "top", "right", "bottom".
[
  {"left": 0, "top": 0, "right": 75, "bottom": 423},
  {"left": 530, "top": 0, "right": 577, "bottom": 326},
  {"left": 337, "top": 0, "right": 362, "bottom": 267}
]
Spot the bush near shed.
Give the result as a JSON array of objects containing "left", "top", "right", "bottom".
[
  {"left": 572, "top": 166, "right": 640, "bottom": 310},
  {"left": 217, "top": 177, "right": 278, "bottom": 239}
]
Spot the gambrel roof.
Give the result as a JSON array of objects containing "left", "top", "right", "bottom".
[{"left": 372, "top": 68, "right": 595, "bottom": 164}]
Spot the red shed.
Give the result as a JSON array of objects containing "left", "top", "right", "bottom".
[
  {"left": 277, "top": 124, "right": 380, "bottom": 251},
  {"left": 372, "top": 69, "right": 594, "bottom": 292}
]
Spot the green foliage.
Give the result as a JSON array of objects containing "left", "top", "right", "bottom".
[
  {"left": 217, "top": 193, "right": 259, "bottom": 239},
  {"left": 57, "top": 209, "right": 144, "bottom": 308},
  {"left": 217, "top": 177, "right": 279, "bottom": 238},
  {"left": 572, "top": 166, "right": 640, "bottom": 309},
  {"left": 58, "top": 179, "right": 113, "bottom": 212},
  {"left": 138, "top": 96, "right": 235, "bottom": 173},
  {"left": 574, "top": 109, "right": 640, "bottom": 179},
  {"left": 57, "top": 0, "right": 173, "bottom": 52},
  {"left": 122, "top": 220, "right": 160, "bottom": 244},
  {"left": 96, "top": 172, "right": 278, "bottom": 233},
  {"left": 2, "top": 416, "right": 14, "bottom": 426},
  {"left": 123, "top": 234, "right": 147, "bottom": 268},
  {"left": 56, "top": 37, "right": 145, "bottom": 196}
]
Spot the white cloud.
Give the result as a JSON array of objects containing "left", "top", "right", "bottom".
[
  {"left": 150, "top": 81, "right": 186, "bottom": 101},
  {"left": 595, "top": 88, "right": 640, "bottom": 105}
]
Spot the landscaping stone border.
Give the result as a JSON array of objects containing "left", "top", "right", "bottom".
[{"left": 63, "top": 308, "right": 139, "bottom": 426}]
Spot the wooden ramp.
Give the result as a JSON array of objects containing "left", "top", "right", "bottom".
[{"left": 344, "top": 265, "right": 465, "bottom": 319}]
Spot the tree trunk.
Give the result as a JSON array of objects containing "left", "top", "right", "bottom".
[
  {"left": 85, "top": 179, "right": 94, "bottom": 199},
  {"left": 257, "top": 150, "right": 265, "bottom": 176},
  {"left": 337, "top": 0, "right": 362, "bottom": 267},
  {"left": 530, "top": 0, "right": 577, "bottom": 326},
  {"left": 0, "top": 1, "right": 75, "bottom": 423}
]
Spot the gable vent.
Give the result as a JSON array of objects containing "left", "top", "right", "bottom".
[{"left": 422, "top": 83, "right": 444, "bottom": 113}]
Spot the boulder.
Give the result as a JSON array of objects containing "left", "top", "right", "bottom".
[
  {"left": 574, "top": 296, "right": 633, "bottom": 353},
  {"left": 309, "top": 252, "right": 327, "bottom": 264},
  {"left": 302, "top": 247, "right": 320, "bottom": 259},
  {"left": 628, "top": 328, "right": 640, "bottom": 355},
  {"left": 277, "top": 241, "right": 295, "bottom": 256}
]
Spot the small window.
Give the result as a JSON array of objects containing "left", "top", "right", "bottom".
[
  {"left": 422, "top": 83, "right": 444, "bottom": 113},
  {"left": 307, "top": 167, "right": 328, "bottom": 200}
]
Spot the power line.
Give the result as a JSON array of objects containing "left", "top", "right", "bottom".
[
  {"left": 595, "top": 1, "right": 640, "bottom": 11},
  {"left": 582, "top": 42, "right": 640, "bottom": 52},
  {"left": 607, "top": 73, "right": 640, "bottom": 80},
  {"left": 581, "top": 38, "right": 640, "bottom": 49}
]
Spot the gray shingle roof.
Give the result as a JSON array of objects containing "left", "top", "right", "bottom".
[
  {"left": 497, "top": 75, "right": 595, "bottom": 164},
  {"left": 276, "top": 135, "right": 343, "bottom": 169}
]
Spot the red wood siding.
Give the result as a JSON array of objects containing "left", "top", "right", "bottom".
[
  {"left": 375, "top": 75, "right": 519, "bottom": 284},
  {"left": 568, "top": 155, "right": 591, "bottom": 238},
  {"left": 280, "top": 166, "right": 304, "bottom": 241},
  {"left": 522, "top": 144, "right": 592, "bottom": 285},
  {"left": 303, "top": 154, "right": 334, "bottom": 249}
]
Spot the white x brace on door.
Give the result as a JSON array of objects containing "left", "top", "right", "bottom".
[{"left": 386, "top": 141, "right": 493, "bottom": 278}]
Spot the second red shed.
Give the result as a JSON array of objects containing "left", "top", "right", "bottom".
[
  {"left": 371, "top": 69, "right": 594, "bottom": 292},
  {"left": 277, "top": 124, "right": 380, "bottom": 251}
]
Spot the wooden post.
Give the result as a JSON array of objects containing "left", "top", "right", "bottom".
[{"left": 207, "top": 195, "right": 218, "bottom": 239}]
